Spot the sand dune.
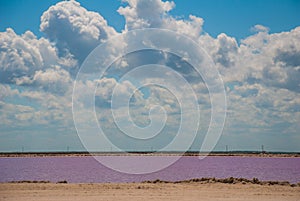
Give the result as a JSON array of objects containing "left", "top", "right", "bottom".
[{"left": 1, "top": 182, "right": 299, "bottom": 201}]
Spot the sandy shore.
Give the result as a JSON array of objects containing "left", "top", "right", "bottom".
[{"left": 1, "top": 182, "right": 299, "bottom": 201}]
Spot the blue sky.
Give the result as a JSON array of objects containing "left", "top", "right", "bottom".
[
  {"left": 0, "top": 0, "right": 300, "bottom": 152},
  {"left": 1, "top": 0, "right": 299, "bottom": 40}
]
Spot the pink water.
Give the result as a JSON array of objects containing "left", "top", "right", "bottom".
[{"left": 0, "top": 156, "right": 299, "bottom": 183}]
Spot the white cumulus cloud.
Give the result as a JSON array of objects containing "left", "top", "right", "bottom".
[
  {"left": 40, "top": 0, "right": 117, "bottom": 62},
  {"left": 118, "top": 0, "right": 204, "bottom": 39}
]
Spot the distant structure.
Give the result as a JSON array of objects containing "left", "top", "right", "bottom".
[{"left": 261, "top": 145, "right": 266, "bottom": 153}]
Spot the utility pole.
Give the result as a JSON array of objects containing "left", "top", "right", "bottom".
[
  {"left": 226, "top": 145, "right": 228, "bottom": 153},
  {"left": 261, "top": 145, "right": 264, "bottom": 153}
]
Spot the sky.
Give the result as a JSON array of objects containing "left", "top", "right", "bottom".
[
  {"left": 0, "top": 0, "right": 300, "bottom": 152},
  {"left": 1, "top": 0, "right": 300, "bottom": 40}
]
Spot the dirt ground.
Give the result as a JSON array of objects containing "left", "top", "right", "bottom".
[{"left": 0, "top": 182, "right": 299, "bottom": 201}]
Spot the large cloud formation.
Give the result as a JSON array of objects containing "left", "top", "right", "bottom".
[
  {"left": 40, "top": 0, "right": 117, "bottom": 62},
  {"left": 1, "top": 29, "right": 63, "bottom": 83},
  {"left": 118, "top": 0, "right": 204, "bottom": 39},
  {"left": 0, "top": 0, "right": 299, "bottom": 151}
]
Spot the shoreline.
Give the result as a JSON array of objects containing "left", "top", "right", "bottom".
[
  {"left": 1, "top": 151, "right": 300, "bottom": 157},
  {"left": 4, "top": 177, "right": 300, "bottom": 186}
]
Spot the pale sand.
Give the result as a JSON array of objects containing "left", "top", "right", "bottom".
[{"left": 0, "top": 183, "right": 299, "bottom": 201}]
